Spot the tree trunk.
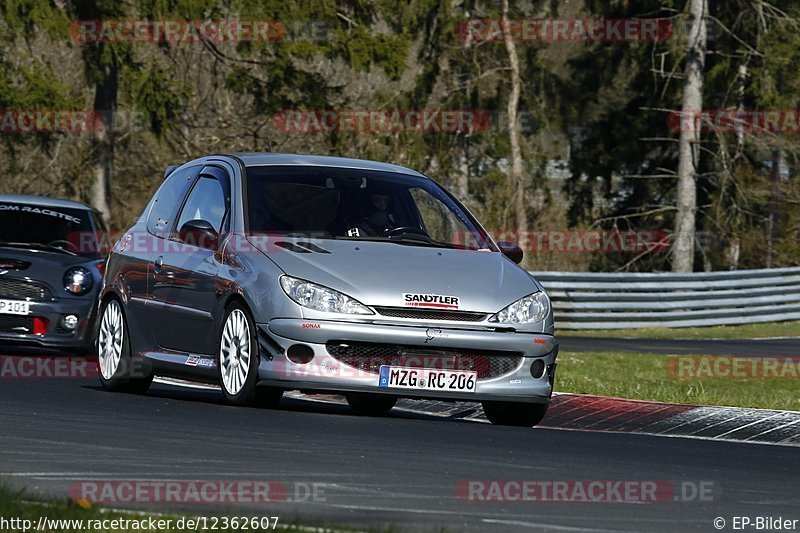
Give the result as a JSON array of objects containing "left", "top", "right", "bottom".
[
  {"left": 502, "top": 0, "right": 527, "bottom": 235},
  {"left": 767, "top": 149, "right": 784, "bottom": 268},
  {"left": 90, "top": 61, "right": 118, "bottom": 229},
  {"left": 672, "top": 0, "right": 707, "bottom": 272},
  {"left": 456, "top": 146, "right": 469, "bottom": 199},
  {"left": 726, "top": 64, "right": 747, "bottom": 270}
]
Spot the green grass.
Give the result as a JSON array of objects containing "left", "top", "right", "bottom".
[
  {"left": 557, "top": 320, "right": 800, "bottom": 340},
  {"left": 0, "top": 485, "right": 372, "bottom": 533},
  {"left": 557, "top": 351, "right": 800, "bottom": 411}
]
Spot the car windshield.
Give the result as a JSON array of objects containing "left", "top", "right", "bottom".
[
  {"left": 246, "top": 166, "right": 496, "bottom": 250},
  {"left": 0, "top": 201, "right": 100, "bottom": 257}
]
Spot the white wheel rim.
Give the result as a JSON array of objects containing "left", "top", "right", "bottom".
[
  {"left": 98, "top": 300, "right": 124, "bottom": 380},
  {"left": 220, "top": 309, "right": 251, "bottom": 395}
]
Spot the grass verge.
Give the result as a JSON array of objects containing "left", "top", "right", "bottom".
[
  {"left": 557, "top": 351, "right": 800, "bottom": 411},
  {"left": 557, "top": 320, "right": 800, "bottom": 340}
]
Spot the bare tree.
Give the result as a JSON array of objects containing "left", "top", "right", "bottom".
[
  {"left": 672, "top": 0, "right": 708, "bottom": 272},
  {"left": 89, "top": 61, "right": 117, "bottom": 227},
  {"left": 502, "top": 0, "right": 527, "bottom": 234}
]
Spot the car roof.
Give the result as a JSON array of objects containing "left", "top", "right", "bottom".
[
  {"left": 226, "top": 153, "right": 427, "bottom": 178},
  {"left": 0, "top": 194, "right": 93, "bottom": 211}
]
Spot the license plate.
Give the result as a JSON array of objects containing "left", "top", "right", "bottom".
[
  {"left": 0, "top": 299, "right": 30, "bottom": 315},
  {"left": 378, "top": 365, "right": 477, "bottom": 393}
]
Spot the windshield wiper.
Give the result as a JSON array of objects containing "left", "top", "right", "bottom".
[
  {"left": 0, "top": 242, "right": 78, "bottom": 256},
  {"left": 388, "top": 233, "right": 450, "bottom": 247},
  {"left": 335, "top": 234, "right": 454, "bottom": 249}
]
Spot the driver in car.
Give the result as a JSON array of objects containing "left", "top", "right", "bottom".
[
  {"left": 363, "top": 189, "right": 397, "bottom": 234},
  {"left": 343, "top": 186, "right": 399, "bottom": 237}
]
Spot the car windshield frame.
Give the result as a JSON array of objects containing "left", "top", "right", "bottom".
[{"left": 243, "top": 165, "right": 498, "bottom": 251}]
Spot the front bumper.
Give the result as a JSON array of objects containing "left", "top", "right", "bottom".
[
  {"left": 0, "top": 296, "right": 97, "bottom": 351},
  {"left": 258, "top": 318, "right": 558, "bottom": 404}
]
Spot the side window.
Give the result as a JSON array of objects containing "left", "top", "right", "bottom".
[
  {"left": 176, "top": 176, "right": 227, "bottom": 233},
  {"left": 146, "top": 165, "right": 200, "bottom": 237}
]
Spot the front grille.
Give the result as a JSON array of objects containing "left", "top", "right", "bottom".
[
  {"left": 374, "top": 307, "right": 488, "bottom": 322},
  {"left": 0, "top": 278, "right": 53, "bottom": 301},
  {"left": 0, "top": 315, "right": 32, "bottom": 333},
  {"left": 326, "top": 341, "right": 522, "bottom": 380}
]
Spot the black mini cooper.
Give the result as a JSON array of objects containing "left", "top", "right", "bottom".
[{"left": 0, "top": 195, "right": 106, "bottom": 352}]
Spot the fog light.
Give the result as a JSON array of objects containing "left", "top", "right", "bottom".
[
  {"left": 530, "top": 358, "right": 546, "bottom": 378},
  {"left": 287, "top": 344, "right": 314, "bottom": 364},
  {"left": 61, "top": 314, "right": 79, "bottom": 331}
]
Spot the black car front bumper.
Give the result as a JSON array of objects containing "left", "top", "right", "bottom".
[{"left": 0, "top": 296, "right": 98, "bottom": 352}]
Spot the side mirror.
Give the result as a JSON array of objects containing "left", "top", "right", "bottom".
[
  {"left": 497, "top": 240, "right": 524, "bottom": 264},
  {"left": 179, "top": 219, "right": 219, "bottom": 250}
]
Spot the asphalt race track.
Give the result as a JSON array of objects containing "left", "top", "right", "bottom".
[{"left": 1, "top": 371, "right": 799, "bottom": 532}]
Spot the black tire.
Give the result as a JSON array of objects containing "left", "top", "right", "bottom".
[
  {"left": 218, "top": 302, "right": 260, "bottom": 406},
  {"left": 255, "top": 386, "right": 284, "bottom": 409},
  {"left": 97, "top": 298, "right": 153, "bottom": 394},
  {"left": 346, "top": 393, "right": 397, "bottom": 416},
  {"left": 482, "top": 401, "right": 548, "bottom": 427}
]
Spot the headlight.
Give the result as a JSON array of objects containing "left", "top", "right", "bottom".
[
  {"left": 489, "top": 292, "right": 550, "bottom": 324},
  {"left": 280, "top": 276, "right": 373, "bottom": 315},
  {"left": 64, "top": 267, "right": 94, "bottom": 296}
]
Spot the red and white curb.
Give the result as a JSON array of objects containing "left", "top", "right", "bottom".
[
  {"left": 287, "top": 392, "right": 800, "bottom": 445},
  {"left": 539, "top": 394, "right": 800, "bottom": 446},
  {"left": 153, "top": 378, "right": 800, "bottom": 446}
]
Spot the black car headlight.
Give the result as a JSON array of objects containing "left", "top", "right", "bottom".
[
  {"left": 64, "top": 267, "right": 94, "bottom": 296},
  {"left": 280, "top": 276, "right": 373, "bottom": 315},
  {"left": 489, "top": 292, "right": 550, "bottom": 324}
]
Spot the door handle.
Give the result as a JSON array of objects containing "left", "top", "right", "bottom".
[{"left": 153, "top": 256, "right": 163, "bottom": 273}]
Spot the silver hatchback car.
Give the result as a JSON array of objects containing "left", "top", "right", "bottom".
[{"left": 98, "top": 153, "right": 557, "bottom": 426}]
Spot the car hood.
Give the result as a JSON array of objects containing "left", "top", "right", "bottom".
[
  {"left": 251, "top": 238, "right": 540, "bottom": 313},
  {"left": 0, "top": 247, "right": 102, "bottom": 292}
]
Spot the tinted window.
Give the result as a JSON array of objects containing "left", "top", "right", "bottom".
[
  {"left": 176, "top": 176, "right": 227, "bottom": 233},
  {"left": 146, "top": 165, "right": 200, "bottom": 237}
]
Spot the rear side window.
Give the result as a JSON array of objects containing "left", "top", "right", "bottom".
[{"left": 146, "top": 165, "right": 200, "bottom": 237}]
